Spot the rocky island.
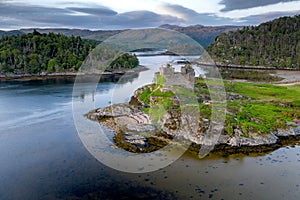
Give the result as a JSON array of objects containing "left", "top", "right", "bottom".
[{"left": 86, "top": 64, "right": 300, "bottom": 156}]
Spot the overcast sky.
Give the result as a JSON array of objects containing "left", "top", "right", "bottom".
[{"left": 0, "top": 0, "right": 300, "bottom": 30}]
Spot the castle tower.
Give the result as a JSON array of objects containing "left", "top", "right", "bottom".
[{"left": 181, "top": 64, "right": 195, "bottom": 83}]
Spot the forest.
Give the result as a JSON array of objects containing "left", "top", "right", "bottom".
[
  {"left": 0, "top": 30, "right": 139, "bottom": 74},
  {"left": 207, "top": 15, "right": 300, "bottom": 69},
  {"left": 0, "top": 30, "right": 96, "bottom": 74}
]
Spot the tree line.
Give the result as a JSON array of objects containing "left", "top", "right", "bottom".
[
  {"left": 0, "top": 30, "right": 139, "bottom": 74},
  {"left": 207, "top": 15, "right": 300, "bottom": 69}
]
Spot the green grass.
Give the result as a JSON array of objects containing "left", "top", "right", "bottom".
[
  {"left": 199, "top": 104, "right": 212, "bottom": 119},
  {"left": 156, "top": 73, "right": 166, "bottom": 86},
  {"left": 226, "top": 101, "right": 298, "bottom": 135},
  {"left": 224, "top": 83, "right": 300, "bottom": 135},
  {"left": 219, "top": 68, "right": 283, "bottom": 82},
  {"left": 151, "top": 89, "right": 174, "bottom": 98},
  {"left": 137, "top": 76, "right": 300, "bottom": 137},
  {"left": 149, "top": 104, "right": 166, "bottom": 127},
  {"left": 229, "top": 82, "right": 300, "bottom": 102},
  {"left": 138, "top": 88, "right": 152, "bottom": 104},
  {"left": 137, "top": 84, "right": 176, "bottom": 126},
  {"left": 137, "top": 84, "right": 174, "bottom": 104}
]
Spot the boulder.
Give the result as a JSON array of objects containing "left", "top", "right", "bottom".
[{"left": 126, "top": 124, "right": 156, "bottom": 133}]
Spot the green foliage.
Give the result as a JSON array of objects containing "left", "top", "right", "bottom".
[
  {"left": 150, "top": 104, "right": 167, "bottom": 127},
  {"left": 151, "top": 89, "right": 174, "bottom": 98},
  {"left": 0, "top": 30, "right": 96, "bottom": 74},
  {"left": 226, "top": 101, "right": 299, "bottom": 134},
  {"left": 224, "top": 82, "right": 300, "bottom": 135},
  {"left": 137, "top": 85, "right": 174, "bottom": 105},
  {"left": 108, "top": 53, "right": 139, "bottom": 71},
  {"left": 199, "top": 104, "right": 212, "bottom": 119},
  {"left": 156, "top": 73, "right": 166, "bottom": 86},
  {"left": 220, "top": 68, "right": 283, "bottom": 82},
  {"left": 138, "top": 79, "right": 300, "bottom": 136},
  {"left": 138, "top": 88, "right": 152, "bottom": 104},
  {"left": 137, "top": 85, "right": 175, "bottom": 126},
  {"left": 207, "top": 15, "right": 300, "bottom": 69},
  {"left": 229, "top": 82, "right": 300, "bottom": 102}
]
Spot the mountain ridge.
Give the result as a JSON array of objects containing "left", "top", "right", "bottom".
[{"left": 0, "top": 24, "right": 241, "bottom": 47}]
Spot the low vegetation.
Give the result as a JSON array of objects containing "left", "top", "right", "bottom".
[
  {"left": 138, "top": 77, "right": 300, "bottom": 137},
  {"left": 219, "top": 68, "right": 283, "bottom": 82},
  {"left": 225, "top": 81, "right": 299, "bottom": 135}
]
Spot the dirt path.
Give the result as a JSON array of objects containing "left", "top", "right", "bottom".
[
  {"left": 274, "top": 70, "right": 300, "bottom": 83},
  {"left": 275, "top": 82, "right": 300, "bottom": 86}
]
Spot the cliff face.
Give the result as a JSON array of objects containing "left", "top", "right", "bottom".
[{"left": 207, "top": 15, "right": 300, "bottom": 69}]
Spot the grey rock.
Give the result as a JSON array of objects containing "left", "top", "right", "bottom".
[
  {"left": 123, "top": 132, "right": 148, "bottom": 149},
  {"left": 275, "top": 126, "right": 300, "bottom": 137},
  {"left": 126, "top": 124, "right": 156, "bottom": 133},
  {"left": 286, "top": 122, "right": 297, "bottom": 127},
  {"left": 217, "top": 135, "right": 231, "bottom": 145}
]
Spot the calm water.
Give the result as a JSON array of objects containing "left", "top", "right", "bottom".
[{"left": 0, "top": 55, "right": 300, "bottom": 200}]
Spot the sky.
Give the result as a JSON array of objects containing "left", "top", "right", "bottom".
[{"left": 0, "top": 0, "right": 300, "bottom": 30}]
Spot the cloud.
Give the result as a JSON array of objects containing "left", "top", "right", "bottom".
[
  {"left": 158, "top": 3, "right": 237, "bottom": 26},
  {"left": 0, "top": 1, "right": 183, "bottom": 30},
  {"left": 219, "top": 0, "right": 298, "bottom": 11},
  {"left": 112, "top": 11, "right": 183, "bottom": 28},
  {"left": 239, "top": 10, "right": 300, "bottom": 24},
  {"left": 0, "top": 1, "right": 299, "bottom": 29},
  {"left": 66, "top": 7, "right": 118, "bottom": 16}
]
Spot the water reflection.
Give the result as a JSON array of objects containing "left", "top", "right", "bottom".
[{"left": 0, "top": 55, "right": 300, "bottom": 199}]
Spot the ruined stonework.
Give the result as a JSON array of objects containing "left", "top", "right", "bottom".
[{"left": 159, "top": 64, "right": 195, "bottom": 89}]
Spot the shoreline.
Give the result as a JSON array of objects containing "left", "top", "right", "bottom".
[
  {"left": 86, "top": 85, "right": 300, "bottom": 156},
  {"left": 86, "top": 103, "right": 300, "bottom": 156},
  {"left": 84, "top": 68, "right": 300, "bottom": 156},
  {"left": 198, "top": 62, "right": 300, "bottom": 71},
  {"left": 0, "top": 65, "right": 148, "bottom": 81},
  {"left": 1, "top": 66, "right": 299, "bottom": 83}
]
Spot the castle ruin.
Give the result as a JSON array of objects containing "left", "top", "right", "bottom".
[{"left": 159, "top": 63, "right": 195, "bottom": 89}]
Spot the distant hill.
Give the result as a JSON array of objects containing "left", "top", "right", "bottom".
[
  {"left": 0, "top": 30, "right": 23, "bottom": 37},
  {"left": 1, "top": 25, "right": 239, "bottom": 47},
  {"left": 20, "top": 28, "right": 123, "bottom": 42},
  {"left": 207, "top": 15, "right": 300, "bottom": 69},
  {"left": 159, "top": 24, "right": 240, "bottom": 47}
]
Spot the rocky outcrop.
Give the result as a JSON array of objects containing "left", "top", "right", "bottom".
[
  {"left": 86, "top": 86, "right": 300, "bottom": 155},
  {"left": 275, "top": 126, "right": 300, "bottom": 138},
  {"left": 86, "top": 104, "right": 163, "bottom": 152}
]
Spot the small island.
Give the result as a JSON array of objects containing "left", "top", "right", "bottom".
[{"left": 86, "top": 64, "right": 300, "bottom": 156}]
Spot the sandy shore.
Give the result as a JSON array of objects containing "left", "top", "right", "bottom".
[
  {"left": 275, "top": 82, "right": 300, "bottom": 86},
  {"left": 274, "top": 70, "right": 300, "bottom": 83}
]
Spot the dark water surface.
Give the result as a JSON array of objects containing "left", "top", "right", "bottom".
[{"left": 1, "top": 56, "right": 300, "bottom": 199}]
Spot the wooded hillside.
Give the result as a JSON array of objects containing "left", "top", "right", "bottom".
[{"left": 207, "top": 15, "right": 300, "bottom": 69}]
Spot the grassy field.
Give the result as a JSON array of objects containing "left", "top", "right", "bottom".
[
  {"left": 225, "top": 82, "right": 300, "bottom": 136},
  {"left": 137, "top": 77, "right": 300, "bottom": 137}
]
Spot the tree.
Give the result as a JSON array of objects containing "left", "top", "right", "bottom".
[
  {"left": 207, "top": 14, "right": 300, "bottom": 69},
  {"left": 0, "top": 31, "right": 96, "bottom": 74}
]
